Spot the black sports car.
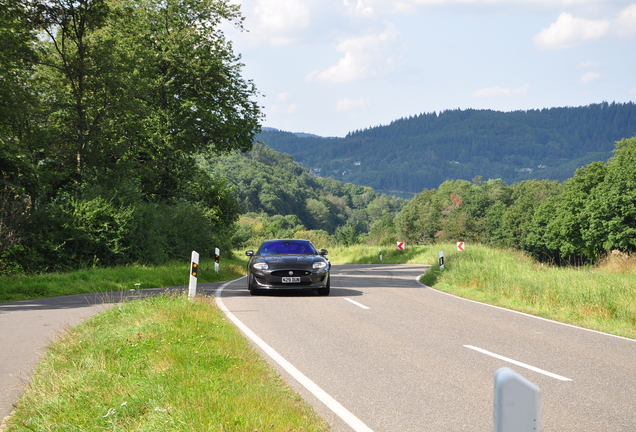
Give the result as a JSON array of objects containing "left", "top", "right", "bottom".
[{"left": 245, "top": 239, "right": 331, "bottom": 296}]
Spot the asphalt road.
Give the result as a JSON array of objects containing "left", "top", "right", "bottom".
[{"left": 217, "top": 264, "right": 636, "bottom": 432}]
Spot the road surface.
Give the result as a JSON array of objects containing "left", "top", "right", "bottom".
[{"left": 217, "top": 264, "right": 636, "bottom": 432}]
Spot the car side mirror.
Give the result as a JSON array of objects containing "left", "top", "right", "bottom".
[
  {"left": 320, "top": 249, "right": 328, "bottom": 256},
  {"left": 245, "top": 250, "right": 254, "bottom": 257}
]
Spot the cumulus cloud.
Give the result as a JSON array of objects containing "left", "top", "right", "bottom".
[
  {"left": 336, "top": 97, "right": 371, "bottom": 111},
  {"left": 306, "top": 23, "right": 400, "bottom": 83},
  {"left": 472, "top": 83, "right": 530, "bottom": 98},
  {"left": 343, "top": 0, "right": 375, "bottom": 17},
  {"left": 580, "top": 72, "right": 601, "bottom": 84},
  {"left": 533, "top": 12, "right": 610, "bottom": 50},
  {"left": 617, "top": 4, "right": 636, "bottom": 36},
  {"left": 247, "top": 0, "right": 311, "bottom": 45}
]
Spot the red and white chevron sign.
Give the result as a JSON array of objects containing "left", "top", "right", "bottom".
[
  {"left": 457, "top": 242, "right": 465, "bottom": 251},
  {"left": 397, "top": 242, "right": 405, "bottom": 250}
]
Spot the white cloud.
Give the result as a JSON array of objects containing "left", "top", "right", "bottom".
[
  {"left": 336, "top": 97, "right": 371, "bottom": 111},
  {"left": 248, "top": 0, "right": 311, "bottom": 45},
  {"left": 306, "top": 23, "right": 400, "bottom": 83},
  {"left": 580, "top": 71, "right": 601, "bottom": 83},
  {"left": 533, "top": 12, "right": 610, "bottom": 50},
  {"left": 617, "top": 4, "right": 636, "bottom": 36},
  {"left": 343, "top": 0, "right": 375, "bottom": 17},
  {"left": 472, "top": 83, "right": 530, "bottom": 98}
]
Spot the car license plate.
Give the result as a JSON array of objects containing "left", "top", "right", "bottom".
[{"left": 282, "top": 277, "right": 301, "bottom": 283}]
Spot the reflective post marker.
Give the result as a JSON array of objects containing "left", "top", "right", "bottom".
[
  {"left": 189, "top": 250, "right": 199, "bottom": 298},
  {"left": 214, "top": 248, "right": 220, "bottom": 273},
  {"left": 494, "top": 367, "right": 541, "bottom": 432},
  {"left": 439, "top": 251, "right": 445, "bottom": 270}
]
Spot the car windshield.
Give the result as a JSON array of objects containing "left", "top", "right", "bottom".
[{"left": 258, "top": 241, "right": 317, "bottom": 256}]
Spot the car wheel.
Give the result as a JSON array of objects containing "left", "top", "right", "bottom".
[
  {"left": 248, "top": 277, "right": 260, "bottom": 296},
  {"left": 317, "top": 277, "right": 330, "bottom": 296}
]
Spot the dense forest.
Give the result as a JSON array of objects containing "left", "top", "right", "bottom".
[
  {"left": 202, "top": 143, "right": 405, "bottom": 247},
  {"left": 257, "top": 102, "right": 636, "bottom": 194},
  {"left": 392, "top": 136, "right": 636, "bottom": 264}
]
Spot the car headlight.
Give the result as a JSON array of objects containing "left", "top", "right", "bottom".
[
  {"left": 253, "top": 262, "right": 268, "bottom": 270},
  {"left": 312, "top": 261, "right": 327, "bottom": 270}
]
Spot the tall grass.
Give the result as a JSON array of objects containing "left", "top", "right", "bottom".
[
  {"left": 3, "top": 293, "right": 330, "bottom": 431},
  {"left": 420, "top": 244, "right": 636, "bottom": 339}
]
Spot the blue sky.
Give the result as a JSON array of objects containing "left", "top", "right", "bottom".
[{"left": 225, "top": 0, "right": 636, "bottom": 137}]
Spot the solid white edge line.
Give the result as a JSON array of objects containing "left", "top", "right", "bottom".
[
  {"left": 464, "top": 345, "right": 572, "bottom": 381},
  {"left": 345, "top": 298, "right": 370, "bottom": 309},
  {"left": 415, "top": 275, "right": 636, "bottom": 344},
  {"left": 215, "top": 278, "right": 375, "bottom": 432}
]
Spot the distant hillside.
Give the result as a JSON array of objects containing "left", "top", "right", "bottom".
[
  {"left": 256, "top": 102, "right": 636, "bottom": 194},
  {"left": 202, "top": 143, "right": 404, "bottom": 235}
]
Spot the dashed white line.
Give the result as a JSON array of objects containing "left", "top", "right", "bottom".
[
  {"left": 215, "top": 279, "right": 375, "bottom": 432},
  {"left": 464, "top": 345, "right": 572, "bottom": 381},
  {"left": 345, "top": 298, "right": 370, "bottom": 309}
]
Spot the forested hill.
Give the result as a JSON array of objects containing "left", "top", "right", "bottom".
[{"left": 256, "top": 102, "right": 636, "bottom": 194}]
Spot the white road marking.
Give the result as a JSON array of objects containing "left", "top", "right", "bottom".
[
  {"left": 344, "top": 298, "right": 370, "bottom": 309},
  {"left": 215, "top": 279, "right": 375, "bottom": 432},
  {"left": 464, "top": 345, "right": 572, "bottom": 381}
]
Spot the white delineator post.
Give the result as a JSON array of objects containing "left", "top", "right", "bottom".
[
  {"left": 439, "top": 251, "right": 445, "bottom": 270},
  {"left": 214, "top": 247, "right": 220, "bottom": 273},
  {"left": 494, "top": 367, "right": 541, "bottom": 432},
  {"left": 189, "top": 250, "right": 199, "bottom": 298}
]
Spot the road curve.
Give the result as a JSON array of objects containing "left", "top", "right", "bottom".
[{"left": 217, "top": 264, "right": 636, "bottom": 432}]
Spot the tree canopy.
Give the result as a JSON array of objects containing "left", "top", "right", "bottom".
[
  {"left": 0, "top": 0, "right": 262, "bottom": 273},
  {"left": 397, "top": 136, "right": 636, "bottom": 263}
]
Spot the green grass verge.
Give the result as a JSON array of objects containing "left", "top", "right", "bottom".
[
  {"left": 0, "top": 256, "right": 249, "bottom": 303},
  {"left": 419, "top": 244, "right": 636, "bottom": 340},
  {"left": 3, "top": 293, "right": 330, "bottom": 431}
]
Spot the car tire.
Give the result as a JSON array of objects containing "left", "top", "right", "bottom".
[
  {"left": 248, "top": 277, "right": 260, "bottom": 296},
  {"left": 316, "top": 276, "right": 330, "bottom": 296}
]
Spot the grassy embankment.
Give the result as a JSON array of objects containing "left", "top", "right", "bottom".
[{"left": 2, "top": 245, "right": 635, "bottom": 430}]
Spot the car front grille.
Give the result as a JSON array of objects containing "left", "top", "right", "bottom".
[{"left": 270, "top": 270, "right": 312, "bottom": 277}]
